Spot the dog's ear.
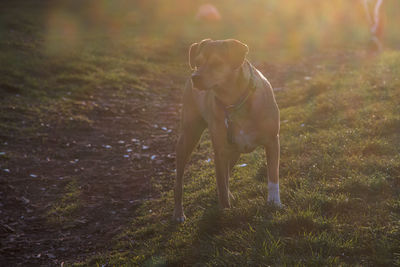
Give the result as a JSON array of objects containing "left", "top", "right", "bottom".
[
  {"left": 188, "top": 42, "right": 199, "bottom": 70},
  {"left": 224, "top": 39, "right": 249, "bottom": 69},
  {"left": 189, "top": 39, "right": 212, "bottom": 70}
]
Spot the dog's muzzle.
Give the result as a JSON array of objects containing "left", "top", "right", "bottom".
[{"left": 191, "top": 74, "right": 218, "bottom": 91}]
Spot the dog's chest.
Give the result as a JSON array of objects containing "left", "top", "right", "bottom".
[{"left": 231, "top": 122, "right": 259, "bottom": 153}]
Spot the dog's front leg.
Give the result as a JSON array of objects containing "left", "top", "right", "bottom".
[
  {"left": 214, "top": 151, "right": 231, "bottom": 208},
  {"left": 174, "top": 121, "right": 206, "bottom": 222},
  {"left": 211, "top": 134, "right": 232, "bottom": 208},
  {"left": 265, "top": 134, "right": 282, "bottom": 207},
  {"left": 227, "top": 152, "right": 240, "bottom": 200}
]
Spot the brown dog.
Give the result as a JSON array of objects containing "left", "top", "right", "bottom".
[{"left": 173, "top": 39, "right": 281, "bottom": 222}]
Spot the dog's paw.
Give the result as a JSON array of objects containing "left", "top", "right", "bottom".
[
  {"left": 219, "top": 201, "right": 231, "bottom": 209},
  {"left": 173, "top": 214, "right": 186, "bottom": 223},
  {"left": 268, "top": 200, "right": 284, "bottom": 209},
  {"left": 173, "top": 209, "right": 186, "bottom": 223}
]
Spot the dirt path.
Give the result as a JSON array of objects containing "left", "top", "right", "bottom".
[{"left": 0, "top": 83, "right": 181, "bottom": 266}]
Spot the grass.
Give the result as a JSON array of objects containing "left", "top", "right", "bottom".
[
  {"left": 72, "top": 51, "right": 400, "bottom": 266},
  {"left": 0, "top": 2, "right": 185, "bottom": 141},
  {"left": 48, "top": 179, "right": 82, "bottom": 224},
  {"left": 1, "top": 1, "right": 400, "bottom": 266}
]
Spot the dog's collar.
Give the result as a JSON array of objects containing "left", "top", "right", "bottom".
[{"left": 215, "top": 61, "right": 257, "bottom": 144}]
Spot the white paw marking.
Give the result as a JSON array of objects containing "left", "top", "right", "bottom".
[{"left": 268, "top": 199, "right": 283, "bottom": 208}]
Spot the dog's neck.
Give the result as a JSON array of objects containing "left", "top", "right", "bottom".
[{"left": 213, "top": 60, "right": 253, "bottom": 107}]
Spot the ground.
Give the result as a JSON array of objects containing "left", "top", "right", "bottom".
[
  {"left": 0, "top": 80, "right": 180, "bottom": 265},
  {"left": 1, "top": 1, "right": 400, "bottom": 266},
  {"left": 0, "top": 34, "right": 309, "bottom": 265}
]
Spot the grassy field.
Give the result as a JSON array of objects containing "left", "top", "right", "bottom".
[
  {"left": 78, "top": 51, "right": 400, "bottom": 266},
  {"left": 1, "top": 0, "right": 400, "bottom": 266}
]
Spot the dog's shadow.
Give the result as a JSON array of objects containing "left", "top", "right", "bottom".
[
  {"left": 195, "top": 163, "right": 270, "bottom": 236},
  {"left": 161, "top": 163, "right": 276, "bottom": 265},
  {"left": 197, "top": 205, "right": 226, "bottom": 236}
]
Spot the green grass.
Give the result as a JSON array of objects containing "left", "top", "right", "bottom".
[
  {"left": 72, "top": 51, "right": 400, "bottom": 266},
  {"left": 48, "top": 179, "right": 82, "bottom": 224},
  {"left": 2, "top": 1, "right": 400, "bottom": 266}
]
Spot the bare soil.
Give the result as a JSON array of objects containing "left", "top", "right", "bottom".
[{"left": 0, "top": 83, "right": 181, "bottom": 266}]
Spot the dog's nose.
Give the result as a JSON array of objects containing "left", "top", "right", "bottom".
[{"left": 191, "top": 73, "right": 203, "bottom": 89}]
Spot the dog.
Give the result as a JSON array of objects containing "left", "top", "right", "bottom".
[{"left": 173, "top": 39, "right": 281, "bottom": 222}]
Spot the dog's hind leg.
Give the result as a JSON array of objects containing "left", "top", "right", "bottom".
[
  {"left": 173, "top": 118, "right": 206, "bottom": 222},
  {"left": 265, "top": 135, "right": 282, "bottom": 207}
]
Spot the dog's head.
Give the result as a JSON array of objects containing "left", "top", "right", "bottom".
[{"left": 189, "top": 39, "right": 249, "bottom": 90}]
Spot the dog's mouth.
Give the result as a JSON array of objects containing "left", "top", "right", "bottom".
[{"left": 191, "top": 72, "right": 222, "bottom": 91}]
